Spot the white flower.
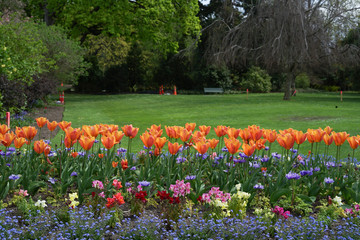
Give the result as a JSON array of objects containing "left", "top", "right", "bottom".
[
  {"left": 333, "top": 196, "right": 343, "bottom": 206},
  {"left": 235, "top": 183, "right": 242, "bottom": 191},
  {"left": 35, "top": 200, "right": 47, "bottom": 208}
]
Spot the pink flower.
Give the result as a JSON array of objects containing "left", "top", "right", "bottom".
[
  {"left": 92, "top": 180, "right": 104, "bottom": 190},
  {"left": 112, "top": 179, "right": 122, "bottom": 190},
  {"left": 127, "top": 187, "right": 132, "bottom": 193},
  {"left": 272, "top": 206, "right": 290, "bottom": 219},
  {"left": 345, "top": 208, "right": 354, "bottom": 215},
  {"left": 137, "top": 185, "right": 143, "bottom": 191},
  {"left": 16, "top": 189, "right": 29, "bottom": 197},
  {"left": 98, "top": 192, "right": 105, "bottom": 198}
]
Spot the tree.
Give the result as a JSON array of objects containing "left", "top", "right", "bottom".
[{"left": 204, "top": 0, "right": 360, "bottom": 100}]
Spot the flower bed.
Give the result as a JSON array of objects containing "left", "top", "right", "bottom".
[{"left": 0, "top": 119, "right": 360, "bottom": 238}]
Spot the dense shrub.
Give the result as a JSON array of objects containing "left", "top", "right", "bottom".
[
  {"left": 240, "top": 66, "right": 272, "bottom": 93},
  {"left": 36, "top": 23, "right": 89, "bottom": 86},
  {"left": 200, "top": 65, "right": 234, "bottom": 90},
  {"left": 295, "top": 72, "right": 310, "bottom": 89}
]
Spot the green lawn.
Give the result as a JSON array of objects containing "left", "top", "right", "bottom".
[{"left": 59, "top": 92, "right": 360, "bottom": 158}]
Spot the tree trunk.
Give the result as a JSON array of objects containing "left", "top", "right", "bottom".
[
  {"left": 283, "top": 71, "right": 294, "bottom": 100},
  {"left": 44, "top": 1, "right": 54, "bottom": 26}
]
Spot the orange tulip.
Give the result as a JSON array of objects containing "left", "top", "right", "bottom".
[
  {"left": 263, "top": 129, "right": 277, "bottom": 143},
  {"left": 179, "top": 128, "right": 192, "bottom": 142},
  {"left": 111, "top": 130, "right": 125, "bottom": 144},
  {"left": 242, "top": 143, "right": 256, "bottom": 157},
  {"left": 121, "top": 159, "right": 128, "bottom": 170},
  {"left": 47, "top": 121, "right": 58, "bottom": 131},
  {"left": 21, "top": 126, "right": 38, "bottom": 141},
  {"left": 148, "top": 124, "right": 162, "bottom": 132},
  {"left": 0, "top": 124, "right": 10, "bottom": 135},
  {"left": 191, "top": 131, "right": 206, "bottom": 143},
  {"left": 98, "top": 153, "right": 104, "bottom": 159},
  {"left": 323, "top": 134, "right": 333, "bottom": 146},
  {"left": 323, "top": 126, "right": 333, "bottom": 135},
  {"left": 277, "top": 133, "right": 295, "bottom": 150},
  {"left": 140, "top": 131, "right": 155, "bottom": 148},
  {"left": 112, "top": 161, "right": 119, "bottom": 168},
  {"left": 208, "top": 138, "right": 219, "bottom": 149},
  {"left": 332, "top": 131, "right": 350, "bottom": 146},
  {"left": 307, "top": 128, "right": 325, "bottom": 143},
  {"left": 58, "top": 121, "right": 72, "bottom": 131},
  {"left": 44, "top": 145, "right": 51, "bottom": 157},
  {"left": 293, "top": 130, "right": 307, "bottom": 145},
  {"left": 34, "top": 140, "right": 48, "bottom": 154},
  {"left": 0, "top": 132, "right": 16, "bottom": 147},
  {"left": 193, "top": 141, "right": 210, "bottom": 155},
  {"left": 64, "top": 136, "right": 76, "bottom": 148},
  {"left": 36, "top": 117, "right": 48, "bottom": 128},
  {"left": 14, "top": 137, "right": 27, "bottom": 149},
  {"left": 252, "top": 139, "right": 267, "bottom": 150},
  {"left": 185, "top": 123, "right": 196, "bottom": 132},
  {"left": 214, "top": 125, "right": 228, "bottom": 138},
  {"left": 168, "top": 142, "right": 182, "bottom": 155},
  {"left": 279, "top": 128, "right": 294, "bottom": 135},
  {"left": 82, "top": 125, "right": 100, "bottom": 138},
  {"left": 103, "top": 124, "right": 119, "bottom": 133},
  {"left": 154, "top": 147, "right": 161, "bottom": 156},
  {"left": 65, "top": 127, "right": 82, "bottom": 142},
  {"left": 79, "top": 135, "right": 95, "bottom": 151},
  {"left": 224, "top": 137, "right": 241, "bottom": 155},
  {"left": 101, "top": 135, "right": 116, "bottom": 150},
  {"left": 248, "top": 125, "right": 263, "bottom": 141},
  {"left": 155, "top": 137, "right": 167, "bottom": 150},
  {"left": 121, "top": 124, "right": 139, "bottom": 139},
  {"left": 165, "top": 126, "right": 175, "bottom": 138},
  {"left": 148, "top": 128, "right": 163, "bottom": 138},
  {"left": 347, "top": 136, "right": 359, "bottom": 150},
  {"left": 199, "top": 125, "right": 211, "bottom": 136},
  {"left": 71, "top": 152, "right": 78, "bottom": 158},
  {"left": 239, "top": 128, "right": 251, "bottom": 143},
  {"left": 227, "top": 128, "right": 240, "bottom": 139}
]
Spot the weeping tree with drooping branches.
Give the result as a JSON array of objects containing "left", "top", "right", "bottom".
[{"left": 204, "top": 0, "right": 360, "bottom": 100}]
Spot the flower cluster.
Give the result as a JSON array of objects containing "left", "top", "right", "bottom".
[
  {"left": 135, "top": 191, "right": 148, "bottom": 203},
  {"left": 106, "top": 192, "right": 125, "bottom": 209},
  {"left": 157, "top": 190, "right": 180, "bottom": 204},
  {"left": 169, "top": 180, "right": 191, "bottom": 198},
  {"left": 200, "top": 187, "right": 231, "bottom": 203},
  {"left": 272, "top": 206, "right": 290, "bottom": 219},
  {"left": 66, "top": 192, "right": 79, "bottom": 209}
]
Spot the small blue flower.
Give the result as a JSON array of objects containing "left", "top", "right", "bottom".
[
  {"left": 138, "top": 181, "right": 150, "bottom": 187},
  {"left": 185, "top": 175, "right": 196, "bottom": 180},
  {"left": 324, "top": 177, "right": 334, "bottom": 184},
  {"left": 130, "top": 166, "right": 136, "bottom": 171},
  {"left": 70, "top": 172, "right": 78, "bottom": 177},
  {"left": 254, "top": 183, "right": 264, "bottom": 189},
  {"left": 48, "top": 177, "right": 57, "bottom": 184},
  {"left": 9, "top": 174, "right": 20, "bottom": 180},
  {"left": 285, "top": 171, "right": 300, "bottom": 180}
]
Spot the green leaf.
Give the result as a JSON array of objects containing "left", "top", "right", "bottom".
[{"left": 270, "top": 188, "right": 291, "bottom": 204}]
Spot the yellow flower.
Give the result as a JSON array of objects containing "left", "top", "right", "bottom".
[
  {"left": 69, "top": 192, "right": 78, "bottom": 201},
  {"left": 1, "top": 64, "right": 5, "bottom": 68}
]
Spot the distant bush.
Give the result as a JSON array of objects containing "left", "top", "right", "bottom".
[
  {"left": 200, "top": 65, "right": 234, "bottom": 90},
  {"left": 295, "top": 73, "right": 310, "bottom": 89},
  {"left": 324, "top": 85, "right": 340, "bottom": 92},
  {"left": 240, "top": 66, "right": 272, "bottom": 93}
]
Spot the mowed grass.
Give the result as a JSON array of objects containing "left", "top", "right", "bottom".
[{"left": 59, "top": 92, "right": 360, "bottom": 158}]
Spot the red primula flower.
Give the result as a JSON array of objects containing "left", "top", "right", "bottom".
[
  {"left": 157, "top": 191, "right": 170, "bottom": 200},
  {"left": 135, "top": 191, "right": 148, "bottom": 203}
]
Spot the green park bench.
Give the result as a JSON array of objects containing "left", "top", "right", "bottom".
[{"left": 204, "top": 88, "right": 224, "bottom": 94}]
